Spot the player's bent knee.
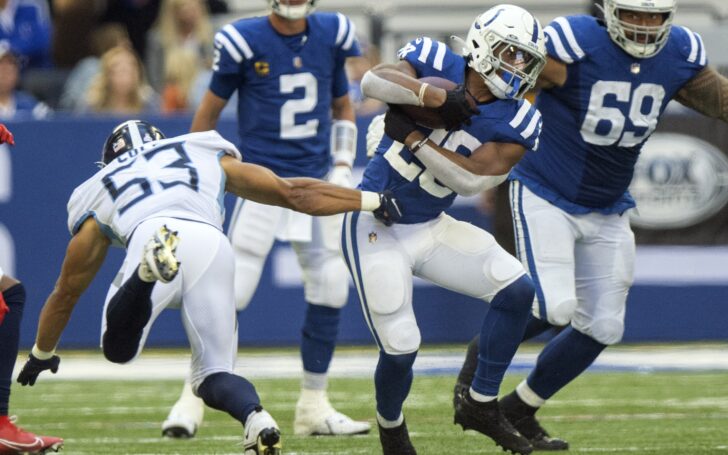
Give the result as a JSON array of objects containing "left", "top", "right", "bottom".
[
  {"left": 383, "top": 319, "right": 421, "bottom": 354},
  {"left": 491, "top": 274, "right": 534, "bottom": 313},
  {"left": 546, "top": 298, "right": 578, "bottom": 326},
  {"left": 589, "top": 318, "right": 624, "bottom": 345},
  {"left": 313, "top": 258, "right": 349, "bottom": 308}
]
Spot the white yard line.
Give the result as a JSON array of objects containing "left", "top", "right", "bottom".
[{"left": 14, "top": 347, "right": 728, "bottom": 381}]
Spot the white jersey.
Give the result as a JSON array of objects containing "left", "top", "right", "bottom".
[{"left": 67, "top": 131, "right": 242, "bottom": 245}]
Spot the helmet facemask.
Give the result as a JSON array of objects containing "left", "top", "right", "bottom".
[
  {"left": 602, "top": 0, "right": 676, "bottom": 58},
  {"left": 269, "top": 0, "right": 316, "bottom": 20},
  {"left": 468, "top": 32, "right": 546, "bottom": 100}
]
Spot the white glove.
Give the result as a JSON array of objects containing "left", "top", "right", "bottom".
[
  {"left": 327, "top": 165, "right": 353, "bottom": 188},
  {"left": 366, "top": 113, "right": 385, "bottom": 158}
]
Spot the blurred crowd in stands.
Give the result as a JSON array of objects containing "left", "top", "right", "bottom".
[{"left": 1, "top": 0, "right": 383, "bottom": 120}]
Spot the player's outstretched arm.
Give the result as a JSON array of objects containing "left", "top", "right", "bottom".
[
  {"left": 34, "top": 219, "right": 110, "bottom": 356},
  {"left": 384, "top": 108, "right": 525, "bottom": 196},
  {"left": 674, "top": 66, "right": 728, "bottom": 123},
  {"left": 221, "top": 156, "right": 401, "bottom": 221},
  {"left": 361, "top": 61, "right": 445, "bottom": 108}
]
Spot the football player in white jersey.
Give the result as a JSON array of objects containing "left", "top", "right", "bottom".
[
  {"left": 163, "top": 0, "right": 371, "bottom": 438},
  {"left": 0, "top": 124, "right": 64, "bottom": 454},
  {"left": 357, "top": 5, "right": 547, "bottom": 454},
  {"left": 453, "top": 0, "right": 728, "bottom": 450},
  {"left": 14, "top": 120, "right": 401, "bottom": 454}
]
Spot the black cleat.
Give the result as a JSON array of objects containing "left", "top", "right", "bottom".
[
  {"left": 378, "top": 419, "right": 417, "bottom": 455},
  {"left": 454, "top": 391, "right": 533, "bottom": 455},
  {"left": 500, "top": 391, "right": 569, "bottom": 451}
]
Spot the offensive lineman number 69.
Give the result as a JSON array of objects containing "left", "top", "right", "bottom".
[{"left": 581, "top": 81, "right": 666, "bottom": 147}]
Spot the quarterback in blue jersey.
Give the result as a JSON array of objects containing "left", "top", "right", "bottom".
[
  {"left": 161, "top": 0, "right": 372, "bottom": 439},
  {"left": 357, "top": 5, "right": 547, "bottom": 454},
  {"left": 455, "top": 0, "right": 728, "bottom": 450}
]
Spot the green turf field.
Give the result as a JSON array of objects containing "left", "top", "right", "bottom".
[{"left": 8, "top": 367, "right": 728, "bottom": 454}]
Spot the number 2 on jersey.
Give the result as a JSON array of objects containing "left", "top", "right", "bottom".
[
  {"left": 280, "top": 73, "right": 318, "bottom": 139},
  {"left": 581, "top": 81, "right": 665, "bottom": 147}
]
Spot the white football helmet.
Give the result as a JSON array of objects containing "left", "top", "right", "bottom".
[
  {"left": 602, "top": 0, "right": 676, "bottom": 58},
  {"left": 462, "top": 4, "right": 546, "bottom": 100},
  {"left": 268, "top": 0, "right": 316, "bottom": 20}
]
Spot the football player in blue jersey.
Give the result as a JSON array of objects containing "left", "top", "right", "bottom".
[
  {"left": 355, "top": 5, "right": 547, "bottom": 454},
  {"left": 161, "top": 0, "right": 372, "bottom": 438},
  {"left": 454, "top": 0, "right": 728, "bottom": 450}
]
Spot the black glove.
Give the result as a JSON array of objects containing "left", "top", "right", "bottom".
[
  {"left": 384, "top": 106, "right": 418, "bottom": 144},
  {"left": 437, "top": 84, "right": 480, "bottom": 130},
  {"left": 17, "top": 353, "right": 60, "bottom": 386},
  {"left": 373, "top": 190, "right": 403, "bottom": 226}
]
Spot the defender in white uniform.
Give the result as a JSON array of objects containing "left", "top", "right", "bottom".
[{"left": 15, "top": 120, "right": 401, "bottom": 455}]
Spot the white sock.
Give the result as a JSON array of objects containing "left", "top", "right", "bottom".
[
  {"left": 468, "top": 387, "right": 497, "bottom": 403},
  {"left": 376, "top": 412, "right": 404, "bottom": 428},
  {"left": 516, "top": 380, "right": 546, "bottom": 408},
  {"left": 302, "top": 371, "right": 328, "bottom": 391}
]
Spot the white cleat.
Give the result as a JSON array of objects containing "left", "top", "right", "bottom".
[
  {"left": 162, "top": 383, "right": 204, "bottom": 439},
  {"left": 243, "top": 408, "right": 281, "bottom": 455},
  {"left": 139, "top": 224, "right": 180, "bottom": 283},
  {"left": 293, "top": 391, "right": 371, "bottom": 436}
]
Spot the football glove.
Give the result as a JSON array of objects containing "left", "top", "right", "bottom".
[
  {"left": 384, "top": 106, "right": 417, "bottom": 144},
  {"left": 0, "top": 291, "right": 7, "bottom": 326},
  {"left": 366, "top": 113, "right": 385, "bottom": 158},
  {"left": 437, "top": 84, "right": 480, "bottom": 130},
  {"left": 0, "top": 123, "right": 14, "bottom": 145},
  {"left": 17, "top": 353, "right": 61, "bottom": 386},
  {"left": 374, "top": 190, "right": 403, "bottom": 226}
]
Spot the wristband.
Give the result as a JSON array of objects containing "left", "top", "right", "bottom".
[
  {"left": 361, "top": 191, "right": 381, "bottom": 211},
  {"left": 32, "top": 343, "right": 55, "bottom": 360},
  {"left": 417, "top": 83, "right": 429, "bottom": 107},
  {"left": 409, "top": 137, "right": 429, "bottom": 153}
]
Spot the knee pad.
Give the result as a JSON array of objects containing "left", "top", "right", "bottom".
[
  {"left": 383, "top": 319, "right": 421, "bottom": 354},
  {"left": 491, "top": 274, "right": 535, "bottom": 314},
  {"left": 361, "top": 261, "right": 408, "bottom": 316},
  {"left": 306, "top": 256, "right": 349, "bottom": 309},
  {"left": 545, "top": 297, "right": 578, "bottom": 327},
  {"left": 589, "top": 318, "right": 624, "bottom": 345}
]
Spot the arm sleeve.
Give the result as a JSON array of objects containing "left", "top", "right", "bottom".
[
  {"left": 209, "top": 25, "right": 251, "bottom": 99},
  {"left": 397, "top": 37, "right": 454, "bottom": 78},
  {"left": 543, "top": 16, "right": 589, "bottom": 64}
]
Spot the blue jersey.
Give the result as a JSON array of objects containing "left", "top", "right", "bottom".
[
  {"left": 361, "top": 37, "right": 541, "bottom": 224},
  {"left": 511, "top": 15, "right": 706, "bottom": 214},
  {"left": 209, "top": 13, "right": 360, "bottom": 178}
]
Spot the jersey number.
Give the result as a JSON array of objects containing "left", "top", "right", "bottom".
[
  {"left": 102, "top": 142, "right": 199, "bottom": 214},
  {"left": 280, "top": 73, "right": 318, "bottom": 139},
  {"left": 382, "top": 129, "right": 475, "bottom": 199},
  {"left": 581, "top": 81, "right": 665, "bottom": 147}
]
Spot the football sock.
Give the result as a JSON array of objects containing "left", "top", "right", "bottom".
[
  {"left": 197, "top": 372, "right": 260, "bottom": 424},
  {"left": 0, "top": 284, "right": 25, "bottom": 415},
  {"left": 375, "top": 351, "right": 417, "bottom": 421},
  {"left": 102, "top": 268, "right": 155, "bottom": 363},
  {"left": 526, "top": 326, "right": 607, "bottom": 400},
  {"left": 301, "top": 303, "right": 340, "bottom": 375},
  {"left": 472, "top": 275, "right": 534, "bottom": 396},
  {"left": 522, "top": 314, "right": 555, "bottom": 341}
]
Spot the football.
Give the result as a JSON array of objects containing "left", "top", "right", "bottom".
[{"left": 396, "top": 76, "right": 477, "bottom": 129}]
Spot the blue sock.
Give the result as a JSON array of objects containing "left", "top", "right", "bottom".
[
  {"left": 375, "top": 351, "right": 417, "bottom": 421},
  {"left": 472, "top": 275, "right": 535, "bottom": 396},
  {"left": 527, "top": 326, "right": 607, "bottom": 400},
  {"left": 301, "top": 303, "right": 340, "bottom": 374},
  {"left": 522, "top": 314, "right": 554, "bottom": 341},
  {"left": 197, "top": 372, "right": 261, "bottom": 424},
  {"left": 102, "top": 268, "right": 155, "bottom": 363},
  {"left": 0, "top": 284, "right": 25, "bottom": 415}
]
